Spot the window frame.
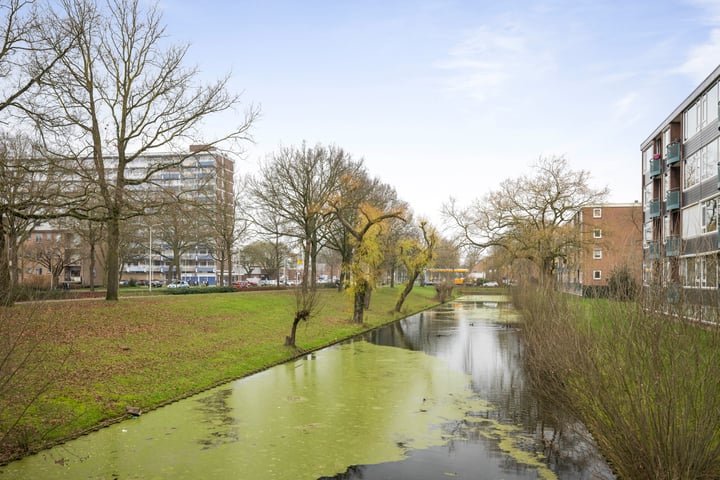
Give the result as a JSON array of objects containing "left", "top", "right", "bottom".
[
  {"left": 593, "top": 208, "right": 602, "bottom": 218},
  {"left": 593, "top": 270, "right": 602, "bottom": 281},
  {"left": 593, "top": 228, "right": 602, "bottom": 239},
  {"left": 593, "top": 248, "right": 602, "bottom": 260}
]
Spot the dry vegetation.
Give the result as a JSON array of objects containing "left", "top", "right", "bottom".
[{"left": 515, "top": 284, "right": 720, "bottom": 479}]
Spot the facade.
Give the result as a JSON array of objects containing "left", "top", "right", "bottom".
[
  {"left": 121, "top": 146, "right": 236, "bottom": 286},
  {"left": 20, "top": 146, "right": 237, "bottom": 288},
  {"left": 641, "top": 64, "right": 720, "bottom": 310},
  {"left": 19, "top": 223, "right": 82, "bottom": 289},
  {"left": 558, "top": 204, "right": 643, "bottom": 296}
]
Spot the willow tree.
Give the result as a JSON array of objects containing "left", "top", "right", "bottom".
[
  {"left": 27, "top": 0, "right": 257, "bottom": 300},
  {"left": 330, "top": 176, "right": 406, "bottom": 323},
  {"left": 443, "top": 155, "right": 607, "bottom": 283},
  {"left": 394, "top": 220, "right": 437, "bottom": 312}
]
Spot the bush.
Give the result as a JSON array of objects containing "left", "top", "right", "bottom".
[
  {"left": 164, "top": 286, "right": 237, "bottom": 295},
  {"left": 606, "top": 265, "right": 639, "bottom": 301}
]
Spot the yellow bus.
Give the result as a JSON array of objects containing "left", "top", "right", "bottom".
[{"left": 422, "top": 268, "right": 469, "bottom": 286}]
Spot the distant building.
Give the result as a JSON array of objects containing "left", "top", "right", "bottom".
[
  {"left": 21, "top": 146, "right": 237, "bottom": 288},
  {"left": 19, "top": 223, "right": 82, "bottom": 289},
  {"left": 641, "top": 64, "right": 720, "bottom": 315},
  {"left": 558, "top": 204, "right": 643, "bottom": 296}
]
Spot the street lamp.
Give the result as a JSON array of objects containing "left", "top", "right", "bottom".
[{"left": 148, "top": 225, "right": 159, "bottom": 292}]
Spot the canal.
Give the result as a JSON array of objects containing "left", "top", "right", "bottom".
[{"left": 0, "top": 294, "right": 613, "bottom": 479}]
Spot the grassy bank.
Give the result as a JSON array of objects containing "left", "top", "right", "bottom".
[
  {"left": 0, "top": 286, "right": 440, "bottom": 463},
  {"left": 515, "top": 286, "right": 720, "bottom": 479}
]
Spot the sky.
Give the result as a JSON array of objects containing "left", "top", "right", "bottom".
[{"left": 158, "top": 0, "right": 720, "bottom": 225}]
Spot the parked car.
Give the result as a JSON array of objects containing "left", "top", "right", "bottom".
[
  {"left": 484, "top": 281, "right": 499, "bottom": 287},
  {"left": 150, "top": 280, "right": 164, "bottom": 288},
  {"left": 232, "top": 280, "right": 247, "bottom": 289},
  {"left": 167, "top": 281, "right": 190, "bottom": 288}
]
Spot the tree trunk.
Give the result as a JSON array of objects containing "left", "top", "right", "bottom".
[
  {"left": 105, "top": 218, "right": 120, "bottom": 301},
  {"left": 389, "top": 264, "right": 396, "bottom": 288},
  {"left": 0, "top": 216, "right": 11, "bottom": 305},
  {"left": 353, "top": 278, "right": 368, "bottom": 323},
  {"left": 285, "top": 317, "right": 301, "bottom": 347},
  {"left": 89, "top": 242, "right": 96, "bottom": 291},
  {"left": 226, "top": 244, "right": 233, "bottom": 286},
  {"left": 364, "top": 285, "right": 372, "bottom": 309},
  {"left": 395, "top": 271, "right": 420, "bottom": 312}
]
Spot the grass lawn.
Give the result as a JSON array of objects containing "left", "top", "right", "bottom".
[{"left": 0, "top": 285, "right": 440, "bottom": 462}]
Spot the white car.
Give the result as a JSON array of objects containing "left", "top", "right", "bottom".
[{"left": 167, "top": 281, "right": 190, "bottom": 288}]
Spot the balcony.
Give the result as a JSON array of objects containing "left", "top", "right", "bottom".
[
  {"left": 647, "top": 240, "right": 661, "bottom": 259},
  {"left": 649, "top": 157, "right": 662, "bottom": 177},
  {"left": 649, "top": 199, "right": 662, "bottom": 218},
  {"left": 665, "top": 235, "right": 681, "bottom": 257},
  {"left": 666, "top": 142, "right": 681, "bottom": 165},
  {"left": 666, "top": 190, "right": 680, "bottom": 211}
]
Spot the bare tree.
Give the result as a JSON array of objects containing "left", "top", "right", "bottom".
[
  {"left": 443, "top": 155, "right": 608, "bottom": 282},
  {"left": 285, "top": 286, "right": 321, "bottom": 348},
  {"left": 205, "top": 177, "right": 248, "bottom": 286},
  {"left": 247, "top": 200, "right": 294, "bottom": 286},
  {"left": 23, "top": 227, "right": 79, "bottom": 289},
  {"left": 0, "top": 1, "right": 76, "bottom": 304},
  {"left": 27, "top": 0, "right": 258, "bottom": 300},
  {"left": 248, "top": 143, "right": 361, "bottom": 291}
]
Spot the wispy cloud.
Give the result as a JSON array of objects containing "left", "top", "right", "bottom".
[
  {"left": 435, "top": 23, "right": 553, "bottom": 101},
  {"left": 674, "top": 0, "right": 720, "bottom": 83},
  {"left": 675, "top": 29, "right": 720, "bottom": 83}
]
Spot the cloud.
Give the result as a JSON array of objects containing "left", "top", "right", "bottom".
[
  {"left": 674, "top": 28, "right": 720, "bottom": 83},
  {"left": 435, "top": 24, "right": 552, "bottom": 101}
]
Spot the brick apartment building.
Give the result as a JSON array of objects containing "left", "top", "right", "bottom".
[{"left": 558, "top": 203, "right": 643, "bottom": 296}]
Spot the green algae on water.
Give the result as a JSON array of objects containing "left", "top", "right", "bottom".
[{"left": 0, "top": 341, "right": 553, "bottom": 480}]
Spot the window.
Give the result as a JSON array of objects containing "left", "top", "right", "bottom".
[
  {"left": 685, "top": 151, "right": 700, "bottom": 188},
  {"left": 35, "top": 234, "right": 42, "bottom": 242},
  {"left": 593, "top": 208, "right": 602, "bottom": 218},
  {"left": 702, "top": 198, "right": 718, "bottom": 233},
  {"left": 685, "top": 102, "right": 698, "bottom": 141},
  {"left": 593, "top": 248, "right": 602, "bottom": 259},
  {"left": 36, "top": 268, "right": 42, "bottom": 275},
  {"left": 593, "top": 270, "right": 602, "bottom": 281},
  {"left": 709, "top": 82, "right": 719, "bottom": 123},
  {"left": 644, "top": 147, "right": 654, "bottom": 171},
  {"left": 708, "top": 254, "right": 718, "bottom": 288},
  {"left": 593, "top": 228, "right": 602, "bottom": 239}
]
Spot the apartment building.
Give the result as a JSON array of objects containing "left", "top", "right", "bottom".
[
  {"left": 558, "top": 204, "right": 643, "bottom": 296},
  {"left": 19, "top": 223, "right": 82, "bottom": 289},
  {"left": 641, "top": 64, "right": 720, "bottom": 310},
  {"left": 19, "top": 146, "right": 237, "bottom": 288},
  {"left": 121, "top": 145, "right": 236, "bottom": 286}
]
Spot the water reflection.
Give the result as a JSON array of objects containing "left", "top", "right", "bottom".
[
  {"left": 0, "top": 295, "right": 613, "bottom": 480},
  {"left": 349, "top": 295, "right": 614, "bottom": 480}
]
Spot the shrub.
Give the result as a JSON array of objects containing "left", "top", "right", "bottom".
[{"left": 606, "top": 265, "right": 639, "bottom": 301}]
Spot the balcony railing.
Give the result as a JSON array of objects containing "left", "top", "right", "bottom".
[
  {"left": 666, "top": 190, "right": 681, "bottom": 211},
  {"left": 647, "top": 240, "right": 661, "bottom": 259},
  {"left": 649, "top": 158, "right": 662, "bottom": 177},
  {"left": 649, "top": 199, "right": 662, "bottom": 218},
  {"left": 666, "top": 142, "right": 681, "bottom": 165},
  {"left": 665, "top": 235, "right": 681, "bottom": 257}
]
